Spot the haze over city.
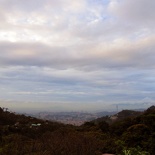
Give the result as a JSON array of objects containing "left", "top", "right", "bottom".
[{"left": 0, "top": 0, "right": 155, "bottom": 112}]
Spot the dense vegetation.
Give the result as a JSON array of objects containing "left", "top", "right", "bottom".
[{"left": 0, "top": 106, "right": 155, "bottom": 155}]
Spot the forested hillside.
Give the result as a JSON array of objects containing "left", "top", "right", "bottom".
[{"left": 0, "top": 106, "right": 155, "bottom": 155}]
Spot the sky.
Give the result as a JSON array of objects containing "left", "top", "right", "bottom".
[{"left": 0, "top": 0, "right": 155, "bottom": 112}]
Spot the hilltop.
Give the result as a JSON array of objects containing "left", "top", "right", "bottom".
[
  {"left": 92, "top": 109, "right": 143, "bottom": 124},
  {"left": 0, "top": 106, "right": 155, "bottom": 155}
]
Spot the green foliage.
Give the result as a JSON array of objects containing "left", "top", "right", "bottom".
[
  {"left": 0, "top": 106, "right": 155, "bottom": 154},
  {"left": 120, "top": 147, "right": 150, "bottom": 155},
  {"left": 122, "top": 124, "right": 150, "bottom": 147},
  {"left": 98, "top": 121, "right": 109, "bottom": 132}
]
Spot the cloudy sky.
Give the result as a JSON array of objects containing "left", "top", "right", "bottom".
[{"left": 0, "top": 0, "right": 155, "bottom": 112}]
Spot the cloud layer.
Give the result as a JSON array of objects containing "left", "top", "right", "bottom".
[{"left": 0, "top": 0, "right": 155, "bottom": 111}]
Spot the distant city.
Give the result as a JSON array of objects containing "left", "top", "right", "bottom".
[
  {"left": 29, "top": 111, "right": 117, "bottom": 126},
  {"left": 27, "top": 109, "right": 146, "bottom": 126}
]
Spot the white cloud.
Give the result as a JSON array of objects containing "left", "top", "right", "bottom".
[{"left": 0, "top": 0, "right": 155, "bottom": 111}]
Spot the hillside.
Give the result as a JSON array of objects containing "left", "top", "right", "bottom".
[
  {"left": 0, "top": 107, "right": 103, "bottom": 155},
  {"left": 92, "top": 109, "right": 143, "bottom": 124},
  {"left": 0, "top": 106, "right": 155, "bottom": 155}
]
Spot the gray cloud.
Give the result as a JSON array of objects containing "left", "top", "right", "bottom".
[
  {"left": 0, "top": 35, "right": 155, "bottom": 70},
  {"left": 109, "top": 0, "right": 155, "bottom": 26}
]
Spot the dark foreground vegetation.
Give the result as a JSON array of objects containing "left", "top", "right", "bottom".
[{"left": 0, "top": 106, "right": 155, "bottom": 155}]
